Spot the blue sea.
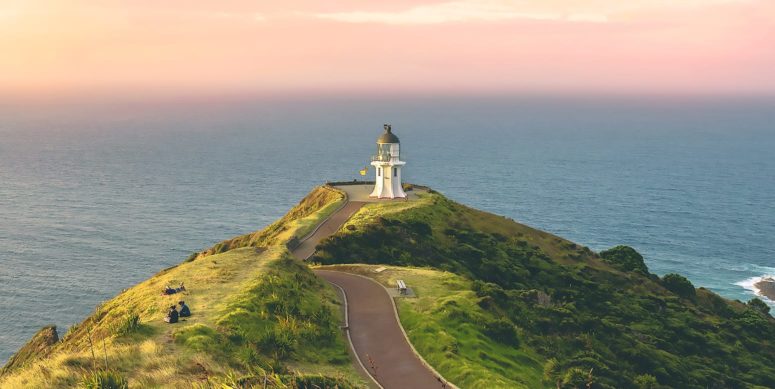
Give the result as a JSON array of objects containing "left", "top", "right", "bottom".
[{"left": 1, "top": 95, "right": 774, "bottom": 363}]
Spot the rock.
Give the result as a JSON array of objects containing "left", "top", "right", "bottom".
[
  {"left": 0, "top": 325, "right": 59, "bottom": 376},
  {"left": 754, "top": 277, "right": 775, "bottom": 301}
]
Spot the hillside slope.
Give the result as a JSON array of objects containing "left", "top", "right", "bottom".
[
  {"left": 0, "top": 186, "right": 363, "bottom": 388},
  {"left": 5, "top": 185, "right": 774, "bottom": 389},
  {"left": 311, "top": 190, "right": 775, "bottom": 388}
]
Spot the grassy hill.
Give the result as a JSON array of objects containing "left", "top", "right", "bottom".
[
  {"left": 4, "top": 184, "right": 774, "bottom": 389},
  {"left": 0, "top": 186, "right": 364, "bottom": 388},
  {"left": 310, "top": 189, "right": 775, "bottom": 388}
]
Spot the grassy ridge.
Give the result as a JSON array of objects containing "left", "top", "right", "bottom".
[
  {"left": 192, "top": 185, "right": 345, "bottom": 259},
  {"left": 0, "top": 186, "right": 362, "bottom": 388},
  {"left": 311, "top": 191, "right": 775, "bottom": 388}
]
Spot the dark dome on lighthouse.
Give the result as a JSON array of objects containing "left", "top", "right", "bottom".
[{"left": 377, "top": 124, "right": 400, "bottom": 144}]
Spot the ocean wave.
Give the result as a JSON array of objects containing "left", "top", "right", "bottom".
[{"left": 735, "top": 275, "right": 775, "bottom": 305}]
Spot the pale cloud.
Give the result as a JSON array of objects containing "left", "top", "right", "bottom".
[
  {"left": 313, "top": 0, "right": 749, "bottom": 25},
  {"left": 1, "top": 0, "right": 771, "bottom": 94},
  {"left": 315, "top": 2, "right": 584, "bottom": 24},
  {"left": 567, "top": 13, "right": 609, "bottom": 23},
  {"left": 206, "top": 11, "right": 266, "bottom": 22}
]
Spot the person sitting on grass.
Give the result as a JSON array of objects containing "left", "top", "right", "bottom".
[
  {"left": 163, "top": 305, "right": 179, "bottom": 324},
  {"left": 162, "top": 282, "right": 186, "bottom": 295},
  {"left": 178, "top": 301, "right": 191, "bottom": 317}
]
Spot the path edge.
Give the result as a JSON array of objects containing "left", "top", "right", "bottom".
[
  {"left": 321, "top": 270, "right": 459, "bottom": 389},
  {"left": 326, "top": 280, "right": 385, "bottom": 389},
  {"left": 296, "top": 185, "right": 349, "bottom": 249}
]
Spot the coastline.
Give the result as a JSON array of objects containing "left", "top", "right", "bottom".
[
  {"left": 754, "top": 277, "right": 775, "bottom": 301},
  {"left": 736, "top": 275, "right": 775, "bottom": 303}
]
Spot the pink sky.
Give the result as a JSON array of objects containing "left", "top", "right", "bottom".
[{"left": 1, "top": 0, "right": 774, "bottom": 95}]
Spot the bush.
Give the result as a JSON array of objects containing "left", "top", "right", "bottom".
[
  {"left": 634, "top": 374, "right": 659, "bottom": 389},
  {"left": 747, "top": 298, "right": 771, "bottom": 316},
  {"left": 80, "top": 370, "right": 129, "bottom": 389},
  {"left": 259, "top": 328, "right": 296, "bottom": 359},
  {"left": 661, "top": 273, "right": 695, "bottom": 299},
  {"left": 484, "top": 318, "right": 520, "bottom": 346},
  {"left": 561, "top": 367, "right": 592, "bottom": 388},
  {"left": 600, "top": 246, "right": 649, "bottom": 273}
]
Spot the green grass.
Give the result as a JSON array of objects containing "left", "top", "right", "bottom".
[
  {"left": 311, "top": 190, "right": 775, "bottom": 388},
  {"left": 192, "top": 185, "right": 345, "bottom": 259},
  {"left": 9, "top": 184, "right": 775, "bottom": 388},
  {"left": 315, "top": 264, "right": 547, "bottom": 389},
  {"left": 0, "top": 185, "right": 364, "bottom": 389}
]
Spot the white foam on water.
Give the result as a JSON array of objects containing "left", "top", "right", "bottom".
[{"left": 735, "top": 274, "right": 775, "bottom": 305}]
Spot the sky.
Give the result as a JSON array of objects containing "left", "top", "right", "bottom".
[{"left": 0, "top": 0, "right": 774, "bottom": 96}]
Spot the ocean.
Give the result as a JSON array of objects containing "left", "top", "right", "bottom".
[{"left": 1, "top": 95, "right": 774, "bottom": 363}]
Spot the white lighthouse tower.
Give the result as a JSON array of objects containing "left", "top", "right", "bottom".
[{"left": 370, "top": 124, "right": 407, "bottom": 199}]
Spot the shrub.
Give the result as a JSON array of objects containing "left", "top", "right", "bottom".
[
  {"left": 747, "top": 298, "right": 771, "bottom": 316},
  {"left": 561, "top": 367, "right": 592, "bottom": 388},
  {"left": 634, "top": 374, "right": 659, "bottom": 389},
  {"left": 600, "top": 246, "right": 649, "bottom": 273},
  {"left": 734, "top": 309, "right": 770, "bottom": 334},
  {"left": 484, "top": 318, "right": 520, "bottom": 346},
  {"left": 80, "top": 370, "right": 128, "bottom": 389},
  {"left": 543, "top": 358, "right": 561, "bottom": 384},
  {"left": 661, "top": 273, "right": 695, "bottom": 299},
  {"left": 258, "top": 328, "right": 297, "bottom": 359}
]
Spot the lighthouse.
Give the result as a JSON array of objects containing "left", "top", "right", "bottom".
[{"left": 370, "top": 124, "right": 407, "bottom": 199}]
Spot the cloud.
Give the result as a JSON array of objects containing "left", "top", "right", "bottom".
[
  {"left": 207, "top": 11, "right": 266, "bottom": 22},
  {"left": 313, "top": 0, "right": 750, "bottom": 25},
  {"left": 315, "top": 2, "right": 599, "bottom": 25}
]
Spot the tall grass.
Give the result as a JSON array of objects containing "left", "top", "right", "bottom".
[{"left": 80, "top": 370, "right": 129, "bottom": 389}]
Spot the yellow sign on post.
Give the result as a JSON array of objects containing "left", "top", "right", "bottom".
[{"left": 359, "top": 167, "right": 368, "bottom": 176}]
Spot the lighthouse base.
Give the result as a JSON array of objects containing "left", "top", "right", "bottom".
[
  {"left": 370, "top": 161, "right": 406, "bottom": 199},
  {"left": 369, "top": 184, "right": 407, "bottom": 199},
  {"left": 331, "top": 184, "right": 423, "bottom": 203}
]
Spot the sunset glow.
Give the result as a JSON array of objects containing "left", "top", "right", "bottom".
[{"left": 1, "top": 0, "right": 773, "bottom": 95}]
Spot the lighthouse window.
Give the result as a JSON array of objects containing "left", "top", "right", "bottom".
[
  {"left": 378, "top": 168, "right": 381, "bottom": 176},
  {"left": 393, "top": 168, "right": 397, "bottom": 177}
]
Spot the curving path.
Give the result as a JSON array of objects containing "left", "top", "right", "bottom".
[
  {"left": 292, "top": 201, "right": 365, "bottom": 261},
  {"left": 315, "top": 270, "right": 447, "bottom": 389},
  {"left": 290, "top": 190, "right": 449, "bottom": 388}
]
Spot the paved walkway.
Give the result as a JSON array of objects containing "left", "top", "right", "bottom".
[
  {"left": 315, "top": 270, "right": 447, "bottom": 389},
  {"left": 333, "top": 184, "right": 426, "bottom": 202},
  {"left": 291, "top": 201, "right": 365, "bottom": 260},
  {"left": 288, "top": 190, "right": 448, "bottom": 388}
]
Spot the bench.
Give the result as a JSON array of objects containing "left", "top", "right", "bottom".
[{"left": 397, "top": 279, "right": 407, "bottom": 295}]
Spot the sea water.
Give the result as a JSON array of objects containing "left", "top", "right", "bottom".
[{"left": 1, "top": 95, "right": 774, "bottom": 362}]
